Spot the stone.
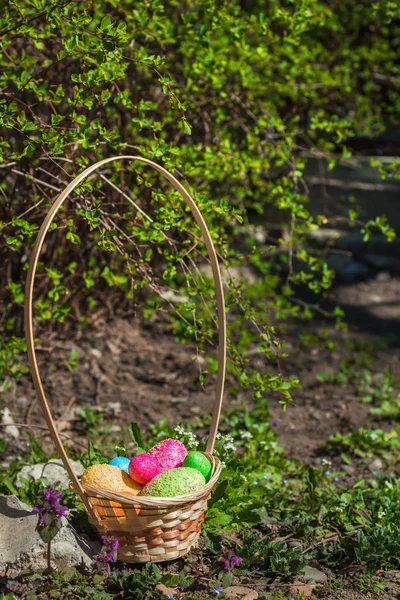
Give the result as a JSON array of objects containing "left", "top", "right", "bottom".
[
  {"left": 302, "top": 565, "right": 328, "bottom": 585},
  {"left": 1, "top": 408, "right": 19, "bottom": 440},
  {"left": 16, "top": 460, "right": 84, "bottom": 489},
  {"left": 159, "top": 289, "right": 190, "bottom": 304},
  {"left": 171, "top": 396, "right": 188, "bottom": 404},
  {"left": 325, "top": 254, "right": 370, "bottom": 280},
  {"left": 0, "top": 496, "right": 100, "bottom": 574},
  {"left": 376, "top": 271, "right": 391, "bottom": 282},
  {"left": 369, "top": 457, "right": 384, "bottom": 472}
]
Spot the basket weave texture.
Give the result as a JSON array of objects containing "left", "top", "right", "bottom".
[
  {"left": 79, "top": 453, "right": 221, "bottom": 562},
  {"left": 25, "top": 156, "right": 227, "bottom": 563}
]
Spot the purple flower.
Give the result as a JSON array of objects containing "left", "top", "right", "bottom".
[
  {"left": 334, "top": 476, "right": 340, "bottom": 482},
  {"left": 325, "top": 469, "right": 331, "bottom": 476},
  {"left": 231, "top": 556, "right": 243, "bottom": 568},
  {"left": 96, "top": 535, "right": 119, "bottom": 571},
  {"left": 223, "top": 552, "right": 243, "bottom": 572},
  {"left": 34, "top": 485, "right": 68, "bottom": 530},
  {"left": 271, "top": 418, "right": 279, "bottom": 428}
]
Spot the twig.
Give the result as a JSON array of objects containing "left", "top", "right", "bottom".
[{"left": 0, "top": 422, "right": 87, "bottom": 449}]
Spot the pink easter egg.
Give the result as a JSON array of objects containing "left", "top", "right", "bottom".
[
  {"left": 128, "top": 453, "right": 162, "bottom": 484},
  {"left": 150, "top": 438, "right": 187, "bottom": 472}
]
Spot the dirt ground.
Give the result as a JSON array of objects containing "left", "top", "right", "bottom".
[
  {"left": 2, "top": 272, "right": 400, "bottom": 599},
  {"left": 3, "top": 272, "right": 400, "bottom": 468}
]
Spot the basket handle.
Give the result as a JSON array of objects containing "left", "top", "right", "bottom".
[{"left": 24, "top": 156, "right": 226, "bottom": 515}]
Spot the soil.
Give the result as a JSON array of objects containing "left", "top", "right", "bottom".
[
  {"left": 4, "top": 273, "right": 400, "bottom": 464},
  {"left": 2, "top": 272, "right": 400, "bottom": 599}
]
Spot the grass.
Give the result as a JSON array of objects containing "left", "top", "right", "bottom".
[{"left": 2, "top": 361, "right": 400, "bottom": 599}]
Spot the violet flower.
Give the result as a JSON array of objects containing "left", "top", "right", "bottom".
[
  {"left": 96, "top": 535, "right": 119, "bottom": 571},
  {"left": 230, "top": 556, "right": 243, "bottom": 568},
  {"left": 271, "top": 418, "right": 279, "bottom": 428},
  {"left": 33, "top": 485, "right": 68, "bottom": 536},
  {"left": 223, "top": 552, "right": 243, "bottom": 571}
]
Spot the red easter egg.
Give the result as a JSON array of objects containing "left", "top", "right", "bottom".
[
  {"left": 150, "top": 438, "right": 187, "bottom": 472},
  {"left": 128, "top": 453, "right": 162, "bottom": 484}
]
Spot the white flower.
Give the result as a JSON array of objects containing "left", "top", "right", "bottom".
[
  {"left": 224, "top": 442, "right": 237, "bottom": 452},
  {"left": 241, "top": 431, "right": 253, "bottom": 440},
  {"left": 378, "top": 510, "right": 386, "bottom": 519},
  {"left": 240, "top": 474, "right": 248, "bottom": 482}
]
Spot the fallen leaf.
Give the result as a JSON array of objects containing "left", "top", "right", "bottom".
[
  {"left": 156, "top": 583, "right": 178, "bottom": 596},
  {"left": 291, "top": 582, "right": 313, "bottom": 597},
  {"left": 225, "top": 585, "right": 259, "bottom": 599}
]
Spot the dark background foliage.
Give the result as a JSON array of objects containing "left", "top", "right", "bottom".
[{"left": 1, "top": 0, "right": 400, "bottom": 399}]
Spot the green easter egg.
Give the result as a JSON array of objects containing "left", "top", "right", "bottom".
[
  {"left": 182, "top": 451, "right": 212, "bottom": 481},
  {"left": 141, "top": 467, "right": 205, "bottom": 497}
]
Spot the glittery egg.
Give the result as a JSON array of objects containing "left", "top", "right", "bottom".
[
  {"left": 140, "top": 467, "right": 206, "bottom": 497},
  {"left": 182, "top": 451, "right": 212, "bottom": 481},
  {"left": 109, "top": 456, "right": 130, "bottom": 474},
  {"left": 81, "top": 464, "right": 142, "bottom": 495},
  {"left": 149, "top": 439, "right": 187, "bottom": 472},
  {"left": 128, "top": 453, "right": 162, "bottom": 484}
]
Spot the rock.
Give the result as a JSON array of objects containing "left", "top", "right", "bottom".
[
  {"left": 0, "top": 496, "right": 100, "bottom": 574},
  {"left": 16, "top": 460, "right": 84, "bottom": 489},
  {"left": 225, "top": 586, "right": 258, "bottom": 600},
  {"left": 325, "top": 254, "right": 370, "bottom": 280},
  {"left": 201, "top": 264, "right": 257, "bottom": 285},
  {"left": 159, "top": 289, "right": 190, "bottom": 304},
  {"left": 1, "top": 408, "right": 19, "bottom": 440},
  {"left": 376, "top": 271, "right": 391, "bottom": 282},
  {"left": 369, "top": 457, "right": 384, "bottom": 472},
  {"left": 302, "top": 565, "right": 328, "bottom": 585},
  {"left": 342, "top": 464, "right": 355, "bottom": 475},
  {"left": 171, "top": 396, "right": 188, "bottom": 404}
]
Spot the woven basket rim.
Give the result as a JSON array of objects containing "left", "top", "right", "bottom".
[{"left": 74, "top": 453, "right": 222, "bottom": 508}]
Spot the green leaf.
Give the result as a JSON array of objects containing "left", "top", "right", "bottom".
[
  {"left": 37, "top": 521, "right": 62, "bottom": 543},
  {"left": 128, "top": 422, "right": 146, "bottom": 450},
  {"left": 209, "top": 480, "right": 228, "bottom": 506},
  {"left": 99, "top": 16, "right": 112, "bottom": 32}
]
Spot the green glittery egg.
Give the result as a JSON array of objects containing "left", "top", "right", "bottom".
[
  {"left": 182, "top": 452, "right": 212, "bottom": 481},
  {"left": 140, "top": 467, "right": 206, "bottom": 497}
]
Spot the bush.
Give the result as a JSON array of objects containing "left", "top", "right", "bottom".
[{"left": 1, "top": 0, "right": 399, "bottom": 398}]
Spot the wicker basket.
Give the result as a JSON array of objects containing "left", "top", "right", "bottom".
[{"left": 24, "top": 156, "right": 226, "bottom": 563}]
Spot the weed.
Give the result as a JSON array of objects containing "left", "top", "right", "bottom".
[{"left": 326, "top": 428, "right": 400, "bottom": 458}]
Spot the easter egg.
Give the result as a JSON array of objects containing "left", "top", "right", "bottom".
[
  {"left": 141, "top": 467, "right": 206, "bottom": 497},
  {"left": 182, "top": 451, "right": 212, "bottom": 481},
  {"left": 128, "top": 453, "right": 162, "bottom": 484},
  {"left": 149, "top": 438, "right": 187, "bottom": 472},
  {"left": 81, "top": 464, "right": 142, "bottom": 495},
  {"left": 109, "top": 456, "right": 130, "bottom": 474}
]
